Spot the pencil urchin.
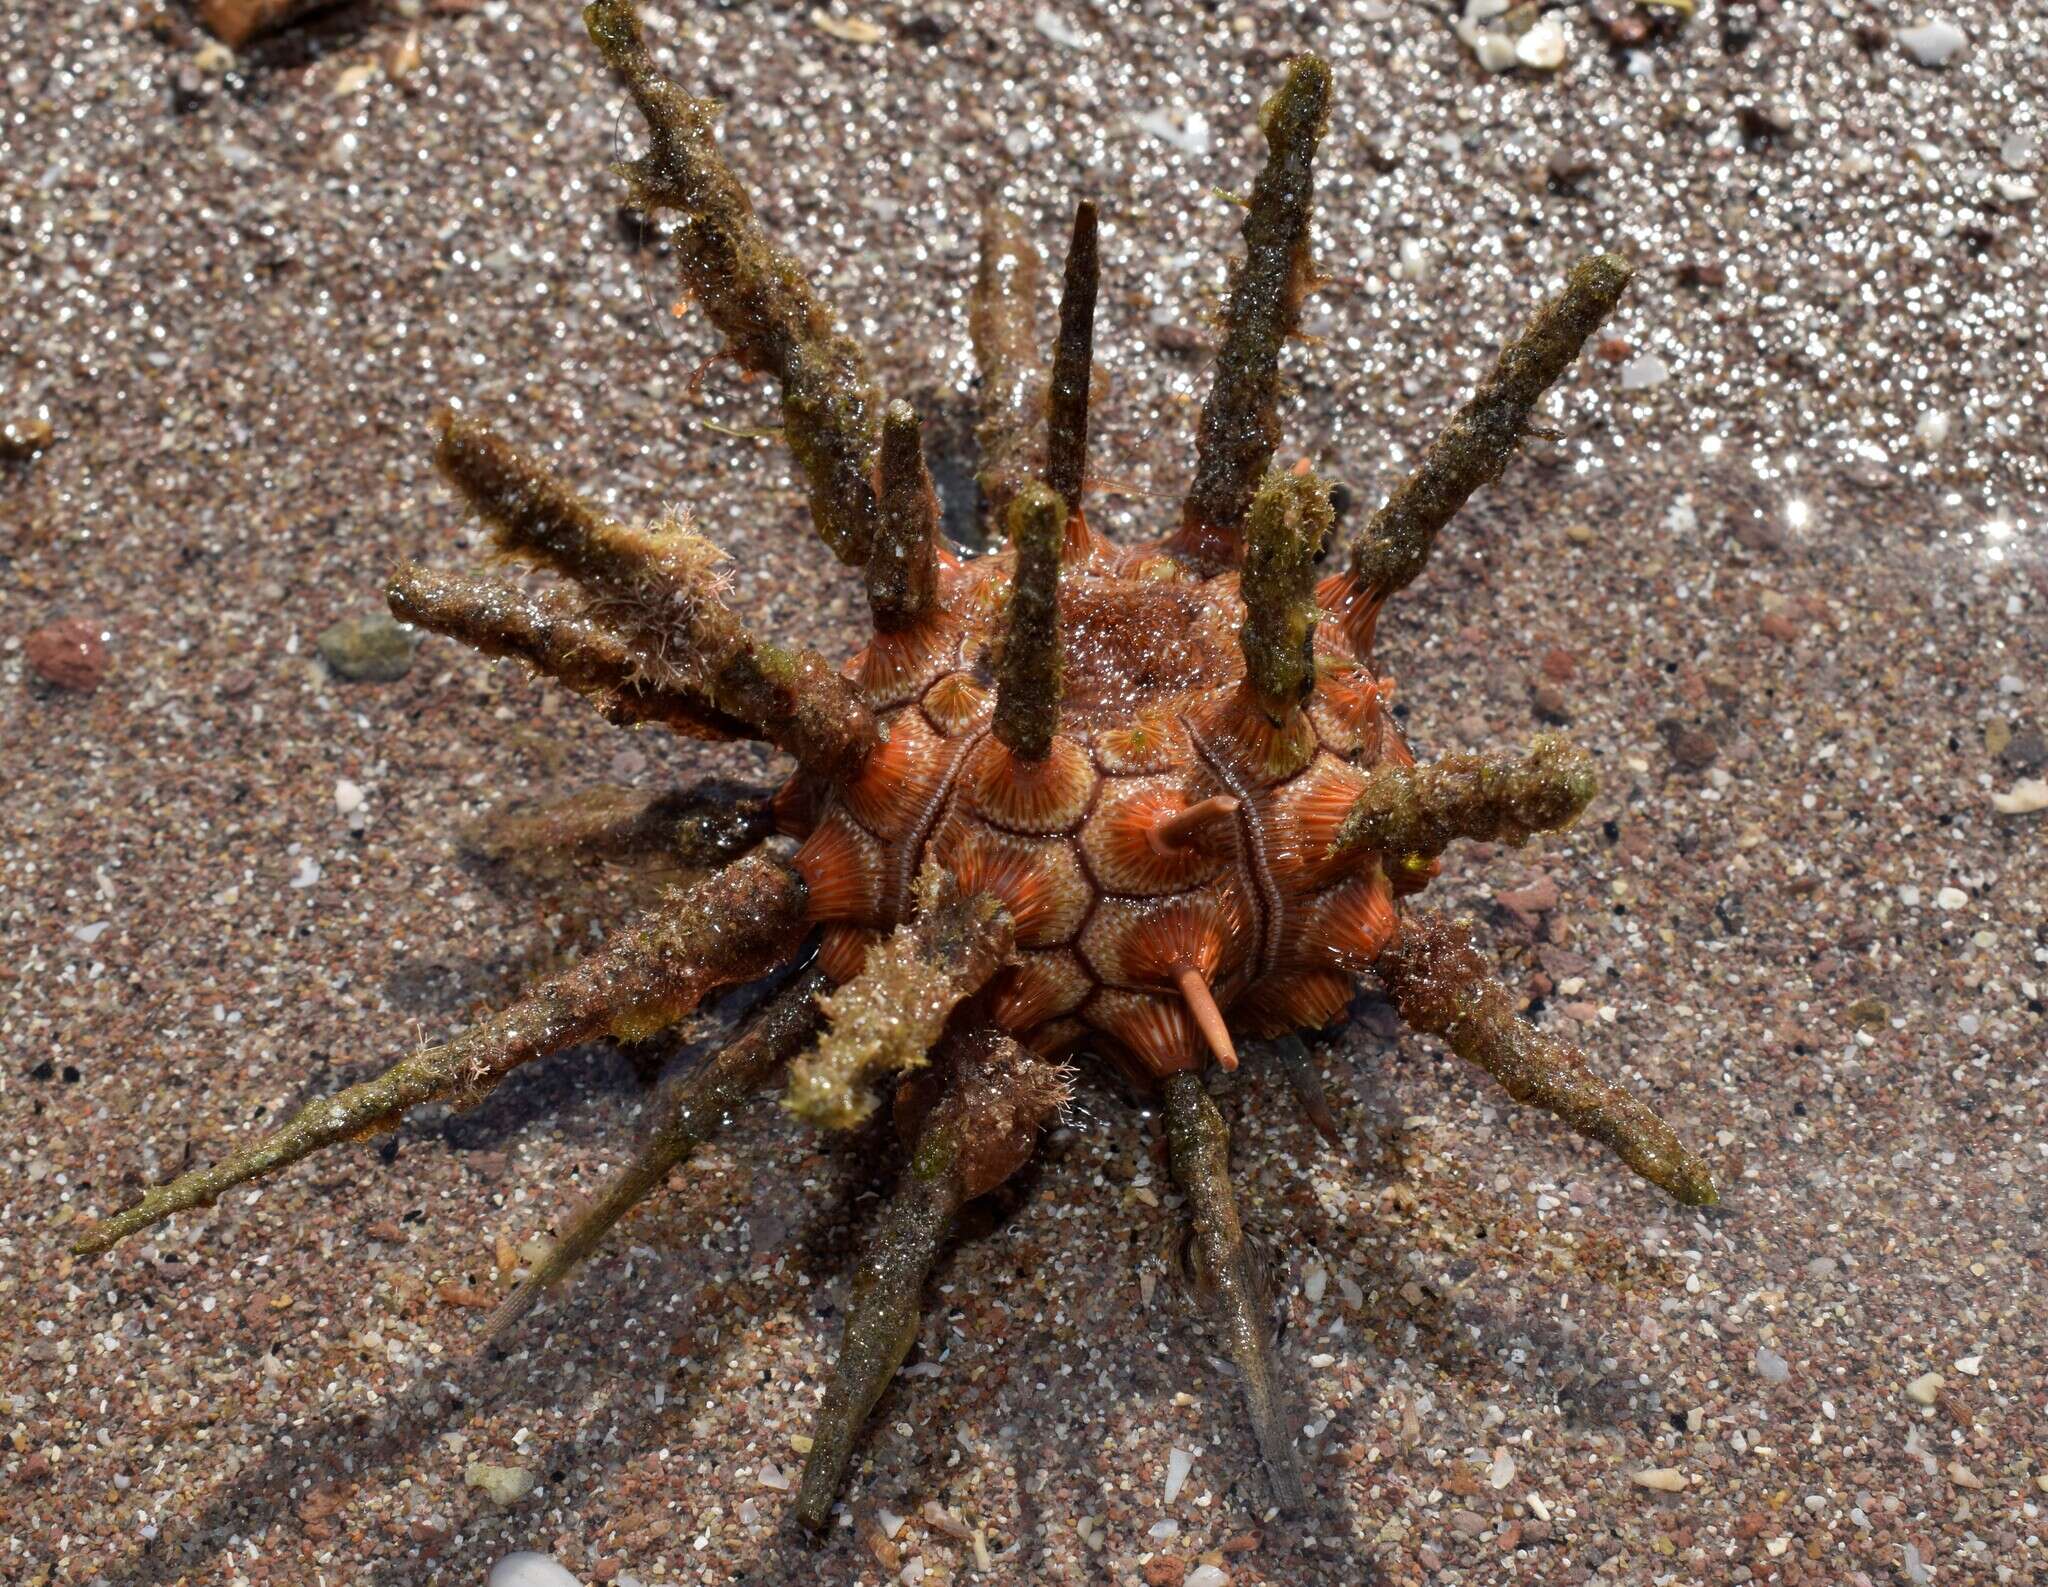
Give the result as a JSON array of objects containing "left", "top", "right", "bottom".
[{"left": 75, "top": 0, "right": 1717, "bottom": 1522}]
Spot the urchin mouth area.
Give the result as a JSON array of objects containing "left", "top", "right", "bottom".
[{"left": 69, "top": 2, "right": 1717, "bottom": 1533}]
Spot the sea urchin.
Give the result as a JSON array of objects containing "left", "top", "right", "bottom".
[{"left": 75, "top": 1, "right": 1716, "bottom": 1523}]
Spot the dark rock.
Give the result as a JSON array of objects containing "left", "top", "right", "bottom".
[
  {"left": 614, "top": 204, "right": 657, "bottom": 252},
  {"left": 1658, "top": 716, "right": 1721, "bottom": 771},
  {"left": 169, "top": 65, "right": 214, "bottom": 115},
  {"left": 1737, "top": 102, "right": 1798, "bottom": 148},
  {"left": 1604, "top": 10, "right": 1649, "bottom": 47},
  {"left": 901, "top": 12, "right": 953, "bottom": 45},
  {"left": 2000, "top": 730, "right": 2046, "bottom": 773},
  {"left": 1547, "top": 146, "right": 1596, "bottom": 197},
  {"left": 1731, "top": 514, "right": 1786, "bottom": 553}
]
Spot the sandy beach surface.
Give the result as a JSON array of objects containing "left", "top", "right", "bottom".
[{"left": 3, "top": 3, "right": 2043, "bottom": 1584}]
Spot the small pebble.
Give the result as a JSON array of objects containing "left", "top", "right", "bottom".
[
  {"left": 385, "top": 29, "right": 423, "bottom": 80},
  {"left": 1914, "top": 409, "right": 1950, "bottom": 448},
  {"left": 318, "top": 611, "right": 417, "bottom": 682},
  {"left": 24, "top": 618, "right": 110, "bottom": 692},
  {"left": 1934, "top": 885, "right": 1966, "bottom": 910},
  {"left": 465, "top": 1462, "right": 538, "bottom": 1506},
  {"left": 2, "top": 414, "right": 54, "bottom": 458},
  {"left": 1473, "top": 30, "right": 1518, "bottom": 73},
  {"left": 1515, "top": 19, "right": 1567, "bottom": 71},
  {"left": 1185, "top": 1567, "right": 1230, "bottom": 1587},
  {"left": 1905, "top": 1371, "right": 1944, "bottom": 1405},
  {"left": 1754, "top": 1345, "right": 1790, "bottom": 1384}
]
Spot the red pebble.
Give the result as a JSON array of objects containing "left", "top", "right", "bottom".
[{"left": 24, "top": 617, "right": 108, "bottom": 692}]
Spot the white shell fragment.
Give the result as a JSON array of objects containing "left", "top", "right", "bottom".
[
  {"left": 1134, "top": 109, "right": 1213, "bottom": 157},
  {"left": 1898, "top": 20, "right": 1967, "bottom": 68},
  {"left": 1515, "top": 20, "right": 1568, "bottom": 71},
  {"left": 1459, "top": 2, "right": 1567, "bottom": 73},
  {"left": 486, "top": 1552, "right": 582, "bottom": 1587},
  {"left": 1620, "top": 352, "right": 1671, "bottom": 391},
  {"left": 1991, "top": 777, "right": 2048, "bottom": 815}
]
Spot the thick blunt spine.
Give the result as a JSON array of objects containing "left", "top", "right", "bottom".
[
  {"left": 386, "top": 564, "right": 748, "bottom": 741},
  {"left": 991, "top": 484, "right": 1067, "bottom": 762},
  {"left": 483, "top": 964, "right": 831, "bottom": 1345},
  {"left": 795, "top": 1030, "right": 1065, "bottom": 1527},
  {"left": 793, "top": 1108, "right": 967, "bottom": 1529},
  {"left": 1239, "top": 467, "right": 1333, "bottom": 718},
  {"left": 584, "top": 0, "right": 881, "bottom": 565},
  {"left": 434, "top": 413, "right": 641, "bottom": 592},
  {"left": 1375, "top": 911, "right": 1718, "bottom": 1206},
  {"left": 1173, "top": 54, "right": 1331, "bottom": 572},
  {"left": 1044, "top": 199, "right": 1100, "bottom": 518},
  {"left": 1163, "top": 1072, "right": 1307, "bottom": 1511},
  {"left": 1346, "top": 253, "right": 1633, "bottom": 600},
  {"left": 1329, "top": 735, "right": 1596, "bottom": 863},
  {"left": 865, "top": 400, "right": 942, "bottom": 633},
  {"left": 968, "top": 202, "right": 1047, "bottom": 534},
  {"left": 73, "top": 855, "right": 810, "bottom": 1257},
  {"left": 429, "top": 414, "right": 879, "bottom": 779}
]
